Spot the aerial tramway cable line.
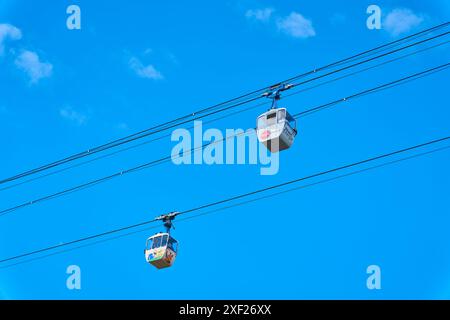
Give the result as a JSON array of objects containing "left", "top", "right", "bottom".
[
  {"left": 0, "top": 22, "right": 448, "bottom": 186},
  {"left": 1, "top": 24, "right": 449, "bottom": 270}
]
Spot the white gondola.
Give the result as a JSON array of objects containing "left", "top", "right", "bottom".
[
  {"left": 256, "top": 107, "right": 297, "bottom": 152},
  {"left": 145, "top": 232, "right": 178, "bottom": 269}
]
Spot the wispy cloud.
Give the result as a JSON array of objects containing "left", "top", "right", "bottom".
[
  {"left": 0, "top": 23, "right": 22, "bottom": 54},
  {"left": 245, "top": 8, "right": 274, "bottom": 22},
  {"left": 167, "top": 52, "right": 179, "bottom": 65},
  {"left": 277, "top": 12, "right": 316, "bottom": 39},
  {"left": 383, "top": 8, "right": 424, "bottom": 36},
  {"left": 60, "top": 106, "right": 88, "bottom": 126},
  {"left": 129, "top": 57, "right": 163, "bottom": 80},
  {"left": 14, "top": 50, "right": 53, "bottom": 83},
  {"left": 1, "top": 25, "right": 53, "bottom": 85}
]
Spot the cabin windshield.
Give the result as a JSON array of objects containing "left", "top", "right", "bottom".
[
  {"left": 146, "top": 238, "right": 154, "bottom": 250},
  {"left": 277, "top": 109, "right": 286, "bottom": 123},
  {"left": 146, "top": 234, "right": 170, "bottom": 250},
  {"left": 151, "top": 236, "right": 162, "bottom": 249},
  {"left": 161, "top": 234, "right": 168, "bottom": 247}
]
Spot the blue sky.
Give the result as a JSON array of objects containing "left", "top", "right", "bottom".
[{"left": 0, "top": 0, "right": 449, "bottom": 299}]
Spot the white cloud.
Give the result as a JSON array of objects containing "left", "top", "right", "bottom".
[
  {"left": 245, "top": 8, "right": 274, "bottom": 22},
  {"left": 129, "top": 57, "right": 163, "bottom": 80},
  {"left": 383, "top": 8, "right": 424, "bottom": 36},
  {"left": 0, "top": 23, "right": 22, "bottom": 54},
  {"left": 14, "top": 50, "right": 52, "bottom": 83},
  {"left": 277, "top": 12, "right": 316, "bottom": 39},
  {"left": 59, "top": 106, "right": 88, "bottom": 126}
]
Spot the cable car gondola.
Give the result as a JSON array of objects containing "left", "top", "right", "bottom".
[
  {"left": 144, "top": 212, "right": 179, "bottom": 269},
  {"left": 257, "top": 84, "right": 297, "bottom": 152}
]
